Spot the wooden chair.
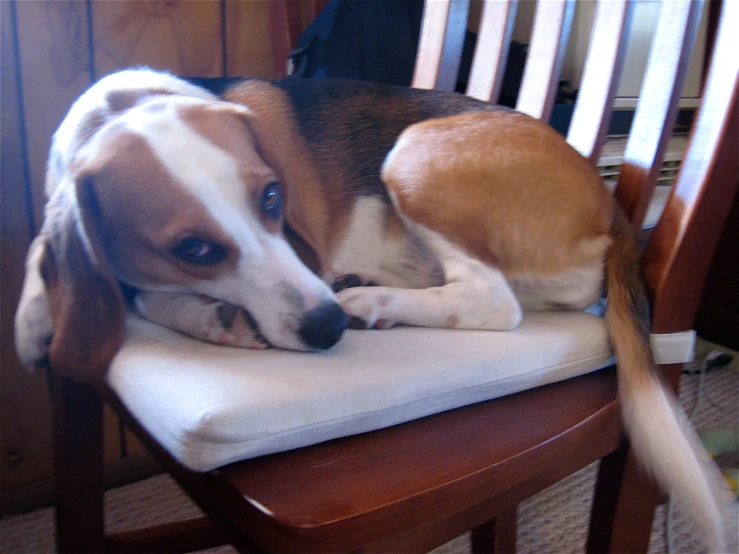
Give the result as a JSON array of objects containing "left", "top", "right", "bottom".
[{"left": 49, "top": 0, "right": 738, "bottom": 552}]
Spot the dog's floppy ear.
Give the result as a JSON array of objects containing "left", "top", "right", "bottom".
[{"left": 39, "top": 173, "right": 125, "bottom": 382}]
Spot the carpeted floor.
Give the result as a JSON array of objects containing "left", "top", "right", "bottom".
[{"left": 2, "top": 346, "right": 737, "bottom": 554}]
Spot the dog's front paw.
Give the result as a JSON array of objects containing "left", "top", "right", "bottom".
[
  {"left": 135, "top": 292, "right": 270, "bottom": 349},
  {"left": 336, "top": 287, "right": 397, "bottom": 330},
  {"left": 207, "top": 297, "right": 270, "bottom": 349}
]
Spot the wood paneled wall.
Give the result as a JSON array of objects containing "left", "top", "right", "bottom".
[
  {"left": 0, "top": 0, "right": 304, "bottom": 496},
  {"left": 1, "top": 0, "right": 53, "bottom": 495}
]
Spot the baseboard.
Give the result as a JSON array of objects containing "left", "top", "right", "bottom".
[{"left": 0, "top": 451, "right": 162, "bottom": 517}]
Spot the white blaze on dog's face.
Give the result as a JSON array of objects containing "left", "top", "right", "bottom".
[{"left": 74, "top": 96, "right": 345, "bottom": 351}]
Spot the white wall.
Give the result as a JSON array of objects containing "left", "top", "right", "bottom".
[{"left": 489, "top": 0, "right": 709, "bottom": 104}]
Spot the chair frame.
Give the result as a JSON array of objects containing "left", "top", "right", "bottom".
[{"left": 48, "top": 0, "right": 738, "bottom": 553}]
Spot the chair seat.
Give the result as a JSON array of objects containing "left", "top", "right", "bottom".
[{"left": 107, "top": 311, "right": 614, "bottom": 471}]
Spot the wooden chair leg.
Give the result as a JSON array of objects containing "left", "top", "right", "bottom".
[
  {"left": 49, "top": 370, "right": 106, "bottom": 554},
  {"left": 586, "top": 446, "right": 661, "bottom": 554},
  {"left": 472, "top": 507, "right": 517, "bottom": 554}
]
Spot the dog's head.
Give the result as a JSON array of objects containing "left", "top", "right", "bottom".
[{"left": 21, "top": 71, "right": 345, "bottom": 380}]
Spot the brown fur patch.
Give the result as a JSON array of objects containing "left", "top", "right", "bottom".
[
  {"left": 68, "top": 89, "right": 177, "bottom": 162},
  {"left": 76, "top": 129, "right": 240, "bottom": 287},
  {"left": 383, "top": 111, "right": 613, "bottom": 277},
  {"left": 176, "top": 101, "right": 283, "bottom": 232},
  {"left": 223, "top": 80, "right": 504, "bottom": 278},
  {"left": 105, "top": 88, "right": 173, "bottom": 112},
  {"left": 444, "top": 314, "right": 459, "bottom": 328},
  {"left": 224, "top": 81, "right": 337, "bottom": 268},
  {"left": 75, "top": 109, "right": 109, "bottom": 150}
]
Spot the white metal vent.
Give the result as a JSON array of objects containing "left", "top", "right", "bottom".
[{"left": 596, "top": 136, "right": 688, "bottom": 227}]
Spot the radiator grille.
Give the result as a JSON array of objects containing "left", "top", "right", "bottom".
[
  {"left": 595, "top": 136, "right": 688, "bottom": 227},
  {"left": 596, "top": 136, "right": 688, "bottom": 191}
]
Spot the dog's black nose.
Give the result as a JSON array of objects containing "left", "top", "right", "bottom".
[{"left": 298, "top": 302, "right": 348, "bottom": 350}]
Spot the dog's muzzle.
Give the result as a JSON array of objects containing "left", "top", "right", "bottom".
[{"left": 298, "top": 301, "right": 348, "bottom": 350}]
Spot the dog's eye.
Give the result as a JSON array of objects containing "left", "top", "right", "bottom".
[
  {"left": 172, "top": 238, "right": 226, "bottom": 265},
  {"left": 261, "top": 182, "right": 282, "bottom": 220}
]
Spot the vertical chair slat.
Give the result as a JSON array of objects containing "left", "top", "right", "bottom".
[
  {"left": 465, "top": 0, "right": 519, "bottom": 103},
  {"left": 412, "top": 0, "right": 470, "bottom": 92},
  {"left": 268, "top": 0, "right": 302, "bottom": 79},
  {"left": 613, "top": 0, "right": 704, "bottom": 229},
  {"left": 567, "top": 0, "right": 633, "bottom": 163},
  {"left": 515, "top": 0, "right": 576, "bottom": 121},
  {"left": 412, "top": 0, "right": 451, "bottom": 89},
  {"left": 644, "top": 0, "right": 739, "bottom": 334}
]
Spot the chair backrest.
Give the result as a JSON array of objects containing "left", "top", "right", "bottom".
[
  {"left": 644, "top": 0, "right": 738, "bottom": 334},
  {"left": 413, "top": 0, "right": 738, "bottom": 336}
]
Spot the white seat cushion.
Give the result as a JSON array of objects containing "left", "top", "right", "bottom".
[{"left": 107, "top": 311, "right": 614, "bottom": 472}]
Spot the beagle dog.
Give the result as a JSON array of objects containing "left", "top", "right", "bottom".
[{"left": 14, "top": 68, "right": 728, "bottom": 549}]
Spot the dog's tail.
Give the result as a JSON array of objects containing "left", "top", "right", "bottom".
[{"left": 605, "top": 206, "right": 729, "bottom": 551}]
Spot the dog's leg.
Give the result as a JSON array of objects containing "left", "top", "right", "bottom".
[
  {"left": 134, "top": 291, "right": 269, "bottom": 349},
  {"left": 337, "top": 235, "right": 522, "bottom": 331}
]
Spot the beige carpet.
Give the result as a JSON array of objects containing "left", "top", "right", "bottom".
[{"left": 2, "top": 349, "right": 737, "bottom": 554}]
